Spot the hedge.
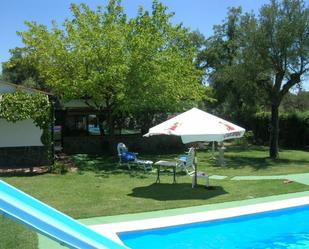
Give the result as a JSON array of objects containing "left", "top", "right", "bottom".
[{"left": 247, "top": 111, "right": 309, "bottom": 149}]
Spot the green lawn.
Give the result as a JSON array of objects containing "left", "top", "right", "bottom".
[
  {"left": 1, "top": 146, "right": 309, "bottom": 249},
  {"left": 203, "top": 146, "right": 309, "bottom": 176},
  {"left": 0, "top": 216, "right": 38, "bottom": 249}
]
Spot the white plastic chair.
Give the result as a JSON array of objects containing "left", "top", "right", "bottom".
[{"left": 177, "top": 147, "right": 209, "bottom": 188}]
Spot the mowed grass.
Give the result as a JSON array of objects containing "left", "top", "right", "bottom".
[
  {"left": 0, "top": 146, "right": 308, "bottom": 249},
  {"left": 202, "top": 146, "right": 309, "bottom": 176},
  {"left": 0, "top": 216, "right": 37, "bottom": 249}
]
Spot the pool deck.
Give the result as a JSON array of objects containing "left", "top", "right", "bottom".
[{"left": 38, "top": 190, "right": 309, "bottom": 249}]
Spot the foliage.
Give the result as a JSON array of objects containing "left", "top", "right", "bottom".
[
  {"left": 240, "top": 0, "right": 309, "bottom": 158},
  {"left": 123, "top": 1, "right": 205, "bottom": 131},
  {"left": 281, "top": 91, "right": 309, "bottom": 112},
  {"left": 18, "top": 1, "right": 129, "bottom": 136},
  {"left": 198, "top": 0, "right": 309, "bottom": 158},
  {"left": 2, "top": 47, "right": 45, "bottom": 90},
  {"left": 20, "top": 1, "right": 128, "bottom": 104},
  {"left": 197, "top": 7, "right": 267, "bottom": 122},
  {"left": 50, "top": 161, "right": 68, "bottom": 174},
  {"left": 124, "top": 1, "right": 204, "bottom": 113},
  {"left": 17, "top": 0, "right": 205, "bottom": 135},
  {"left": 188, "top": 30, "right": 207, "bottom": 56},
  {"left": 0, "top": 91, "right": 51, "bottom": 148},
  {"left": 233, "top": 130, "right": 254, "bottom": 149},
  {"left": 249, "top": 111, "right": 309, "bottom": 148},
  {"left": 0, "top": 92, "right": 50, "bottom": 128}
]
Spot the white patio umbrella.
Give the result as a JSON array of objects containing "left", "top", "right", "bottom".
[
  {"left": 144, "top": 108, "right": 245, "bottom": 143},
  {"left": 144, "top": 108, "right": 246, "bottom": 186}
]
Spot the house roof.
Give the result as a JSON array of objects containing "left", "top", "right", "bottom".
[{"left": 0, "top": 80, "right": 53, "bottom": 96}]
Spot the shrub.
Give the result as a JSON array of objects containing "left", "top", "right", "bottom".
[
  {"left": 51, "top": 162, "right": 68, "bottom": 174},
  {"left": 247, "top": 111, "right": 309, "bottom": 149},
  {"left": 232, "top": 130, "right": 254, "bottom": 149}
]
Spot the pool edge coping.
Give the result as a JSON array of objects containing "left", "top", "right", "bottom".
[
  {"left": 90, "top": 192, "right": 309, "bottom": 245},
  {"left": 38, "top": 190, "right": 309, "bottom": 249},
  {"left": 80, "top": 190, "right": 309, "bottom": 225}
]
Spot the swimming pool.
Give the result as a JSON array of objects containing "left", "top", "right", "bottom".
[{"left": 118, "top": 204, "right": 309, "bottom": 249}]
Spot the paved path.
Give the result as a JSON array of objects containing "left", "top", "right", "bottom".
[
  {"left": 208, "top": 173, "right": 309, "bottom": 186},
  {"left": 209, "top": 175, "right": 228, "bottom": 180},
  {"left": 231, "top": 173, "right": 309, "bottom": 185}
]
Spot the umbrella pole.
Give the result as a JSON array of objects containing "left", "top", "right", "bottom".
[
  {"left": 193, "top": 145, "right": 198, "bottom": 188},
  {"left": 218, "top": 142, "right": 226, "bottom": 166},
  {"left": 211, "top": 141, "right": 216, "bottom": 159}
]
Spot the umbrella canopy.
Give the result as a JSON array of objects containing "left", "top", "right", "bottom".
[{"left": 144, "top": 108, "right": 245, "bottom": 143}]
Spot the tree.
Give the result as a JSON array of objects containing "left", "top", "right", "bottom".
[
  {"left": 125, "top": 1, "right": 204, "bottom": 132},
  {"left": 188, "top": 30, "right": 207, "bottom": 54},
  {"left": 281, "top": 90, "right": 309, "bottom": 112},
  {"left": 17, "top": 0, "right": 205, "bottom": 135},
  {"left": 240, "top": 0, "right": 309, "bottom": 158},
  {"left": 198, "top": 0, "right": 308, "bottom": 158},
  {"left": 197, "top": 8, "right": 267, "bottom": 122},
  {"left": 19, "top": 1, "right": 129, "bottom": 136},
  {"left": 2, "top": 47, "right": 44, "bottom": 89}
]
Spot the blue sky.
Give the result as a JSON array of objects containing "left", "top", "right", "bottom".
[{"left": 1, "top": 0, "right": 308, "bottom": 89}]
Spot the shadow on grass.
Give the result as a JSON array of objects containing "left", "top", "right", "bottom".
[
  {"left": 71, "top": 154, "right": 124, "bottom": 172},
  {"left": 208, "top": 156, "right": 309, "bottom": 171},
  {"left": 71, "top": 150, "right": 309, "bottom": 175},
  {"left": 71, "top": 154, "right": 158, "bottom": 178},
  {"left": 94, "top": 170, "right": 151, "bottom": 179},
  {"left": 128, "top": 183, "right": 227, "bottom": 201},
  {"left": 223, "top": 145, "right": 268, "bottom": 153},
  {"left": 0, "top": 167, "right": 50, "bottom": 177}
]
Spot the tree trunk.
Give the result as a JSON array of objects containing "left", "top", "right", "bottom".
[
  {"left": 269, "top": 103, "right": 280, "bottom": 159},
  {"left": 140, "top": 112, "right": 154, "bottom": 135},
  {"left": 98, "top": 115, "right": 105, "bottom": 136},
  {"left": 107, "top": 111, "right": 115, "bottom": 137},
  {"left": 106, "top": 108, "right": 116, "bottom": 153}
]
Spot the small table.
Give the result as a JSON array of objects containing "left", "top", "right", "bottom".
[{"left": 154, "top": 161, "right": 177, "bottom": 183}]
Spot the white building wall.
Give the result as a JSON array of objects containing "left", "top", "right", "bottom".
[{"left": 0, "top": 119, "right": 43, "bottom": 147}]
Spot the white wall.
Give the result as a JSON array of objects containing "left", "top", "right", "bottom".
[{"left": 0, "top": 119, "right": 43, "bottom": 147}]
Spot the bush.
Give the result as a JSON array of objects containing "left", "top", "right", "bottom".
[
  {"left": 233, "top": 130, "right": 254, "bottom": 149},
  {"left": 247, "top": 111, "right": 309, "bottom": 149},
  {"left": 50, "top": 162, "right": 68, "bottom": 174}
]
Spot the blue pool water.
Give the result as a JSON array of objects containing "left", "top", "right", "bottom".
[{"left": 118, "top": 205, "right": 309, "bottom": 249}]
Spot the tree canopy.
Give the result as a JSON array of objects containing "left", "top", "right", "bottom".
[
  {"left": 16, "top": 0, "right": 205, "bottom": 134},
  {"left": 125, "top": 3, "right": 204, "bottom": 113},
  {"left": 5, "top": 0, "right": 308, "bottom": 154},
  {"left": 197, "top": 0, "right": 309, "bottom": 158},
  {"left": 2, "top": 47, "right": 44, "bottom": 89},
  {"left": 240, "top": 0, "right": 309, "bottom": 158},
  {"left": 198, "top": 7, "right": 268, "bottom": 121}
]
